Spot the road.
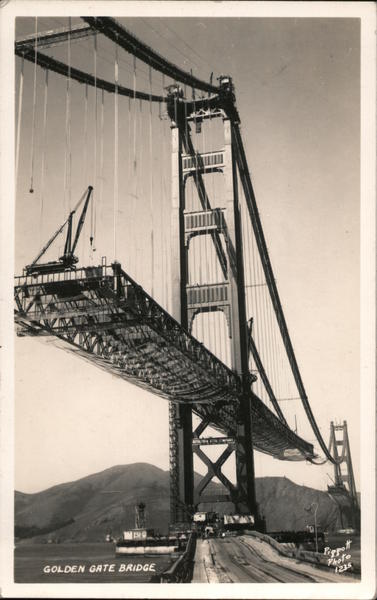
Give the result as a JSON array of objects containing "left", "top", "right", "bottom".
[{"left": 192, "top": 535, "right": 355, "bottom": 583}]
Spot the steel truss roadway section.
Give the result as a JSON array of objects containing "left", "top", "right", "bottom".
[{"left": 14, "top": 262, "right": 314, "bottom": 461}]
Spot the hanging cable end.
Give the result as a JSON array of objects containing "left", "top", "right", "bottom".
[{"left": 29, "top": 188, "right": 34, "bottom": 194}]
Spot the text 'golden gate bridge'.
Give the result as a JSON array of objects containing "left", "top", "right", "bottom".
[{"left": 14, "top": 16, "right": 358, "bottom": 526}]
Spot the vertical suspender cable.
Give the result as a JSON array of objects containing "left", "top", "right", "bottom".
[
  {"left": 263, "top": 260, "right": 277, "bottom": 407},
  {"left": 270, "top": 309, "right": 281, "bottom": 398},
  {"left": 15, "top": 54, "right": 24, "bottom": 191},
  {"left": 82, "top": 83, "right": 88, "bottom": 265},
  {"left": 275, "top": 310, "right": 286, "bottom": 399},
  {"left": 67, "top": 19, "right": 71, "bottom": 211},
  {"left": 268, "top": 296, "right": 281, "bottom": 406},
  {"left": 39, "top": 68, "right": 49, "bottom": 245},
  {"left": 192, "top": 86, "right": 203, "bottom": 343},
  {"left": 242, "top": 199, "right": 249, "bottom": 321},
  {"left": 187, "top": 85, "right": 194, "bottom": 214},
  {"left": 183, "top": 85, "right": 192, "bottom": 291},
  {"left": 251, "top": 236, "right": 262, "bottom": 397},
  {"left": 132, "top": 53, "right": 137, "bottom": 273},
  {"left": 91, "top": 32, "right": 97, "bottom": 254},
  {"left": 99, "top": 88, "right": 105, "bottom": 246},
  {"left": 264, "top": 287, "right": 273, "bottom": 408},
  {"left": 201, "top": 105, "right": 211, "bottom": 352},
  {"left": 250, "top": 221, "right": 261, "bottom": 397},
  {"left": 268, "top": 300, "right": 279, "bottom": 398},
  {"left": 247, "top": 200, "right": 261, "bottom": 387},
  {"left": 260, "top": 269, "right": 270, "bottom": 405},
  {"left": 133, "top": 54, "right": 137, "bottom": 174},
  {"left": 183, "top": 85, "right": 188, "bottom": 208},
  {"left": 29, "top": 17, "right": 38, "bottom": 194},
  {"left": 83, "top": 84, "right": 88, "bottom": 187},
  {"left": 158, "top": 90, "right": 165, "bottom": 306},
  {"left": 127, "top": 93, "right": 133, "bottom": 271},
  {"left": 137, "top": 96, "right": 143, "bottom": 277},
  {"left": 149, "top": 63, "right": 154, "bottom": 296},
  {"left": 208, "top": 106, "right": 218, "bottom": 359},
  {"left": 113, "top": 38, "right": 119, "bottom": 261},
  {"left": 161, "top": 73, "right": 169, "bottom": 308},
  {"left": 158, "top": 96, "right": 164, "bottom": 302},
  {"left": 183, "top": 85, "right": 192, "bottom": 317},
  {"left": 63, "top": 18, "right": 71, "bottom": 215},
  {"left": 258, "top": 246, "right": 268, "bottom": 400},
  {"left": 246, "top": 211, "right": 262, "bottom": 392}
]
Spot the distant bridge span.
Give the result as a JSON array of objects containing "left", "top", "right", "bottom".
[{"left": 14, "top": 262, "right": 314, "bottom": 462}]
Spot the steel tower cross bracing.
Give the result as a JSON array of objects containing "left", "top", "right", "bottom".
[
  {"left": 327, "top": 421, "right": 360, "bottom": 530},
  {"left": 15, "top": 18, "right": 356, "bottom": 532},
  {"left": 15, "top": 17, "right": 344, "bottom": 468},
  {"left": 329, "top": 421, "right": 357, "bottom": 499},
  {"left": 167, "top": 79, "right": 258, "bottom": 524},
  {"left": 169, "top": 108, "right": 194, "bottom": 523}
]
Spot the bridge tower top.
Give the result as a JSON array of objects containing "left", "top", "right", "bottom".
[
  {"left": 328, "top": 420, "right": 359, "bottom": 531},
  {"left": 328, "top": 420, "right": 358, "bottom": 502}
]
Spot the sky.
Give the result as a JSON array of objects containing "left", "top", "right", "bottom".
[{"left": 12, "top": 14, "right": 361, "bottom": 496}]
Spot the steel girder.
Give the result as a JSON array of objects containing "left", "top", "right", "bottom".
[{"left": 14, "top": 262, "right": 314, "bottom": 460}]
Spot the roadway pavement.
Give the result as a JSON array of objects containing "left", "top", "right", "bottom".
[{"left": 192, "top": 535, "right": 356, "bottom": 583}]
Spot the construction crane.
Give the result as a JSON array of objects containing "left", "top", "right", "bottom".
[{"left": 25, "top": 186, "right": 93, "bottom": 276}]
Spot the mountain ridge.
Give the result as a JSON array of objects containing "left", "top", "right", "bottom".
[{"left": 15, "top": 463, "right": 346, "bottom": 542}]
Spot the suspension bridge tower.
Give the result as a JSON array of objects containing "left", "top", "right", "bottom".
[
  {"left": 167, "top": 78, "right": 259, "bottom": 527},
  {"left": 13, "top": 16, "right": 354, "bottom": 538},
  {"left": 327, "top": 421, "right": 360, "bottom": 531}
]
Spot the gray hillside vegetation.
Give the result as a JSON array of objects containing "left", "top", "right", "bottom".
[{"left": 15, "top": 463, "right": 344, "bottom": 543}]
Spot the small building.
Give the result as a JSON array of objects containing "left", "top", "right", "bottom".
[{"left": 122, "top": 528, "right": 154, "bottom": 541}]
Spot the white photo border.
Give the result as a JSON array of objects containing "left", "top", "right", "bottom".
[{"left": 1, "top": 2, "right": 375, "bottom": 599}]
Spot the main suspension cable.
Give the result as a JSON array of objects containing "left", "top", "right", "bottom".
[
  {"left": 233, "top": 121, "right": 338, "bottom": 464},
  {"left": 82, "top": 17, "right": 219, "bottom": 95},
  {"left": 17, "top": 46, "right": 166, "bottom": 103}
]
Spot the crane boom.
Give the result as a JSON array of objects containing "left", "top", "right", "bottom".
[
  {"left": 29, "top": 213, "right": 73, "bottom": 268},
  {"left": 71, "top": 186, "right": 93, "bottom": 255},
  {"left": 25, "top": 186, "right": 93, "bottom": 276}
]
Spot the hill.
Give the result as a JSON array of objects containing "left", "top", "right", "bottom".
[{"left": 15, "top": 463, "right": 344, "bottom": 543}]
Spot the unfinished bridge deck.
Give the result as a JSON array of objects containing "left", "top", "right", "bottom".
[{"left": 14, "top": 261, "right": 314, "bottom": 461}]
